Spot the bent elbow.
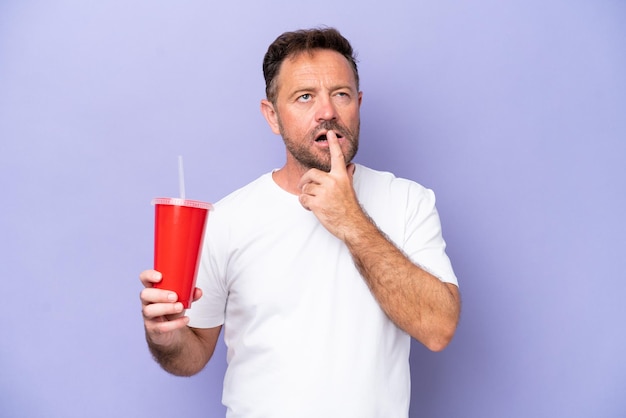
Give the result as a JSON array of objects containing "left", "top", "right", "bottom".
[
  {"left": 414, "top": 320, "right": 458, "bottom": 352},
  {"left": 424, "top": 335, "right": 452, "bottom": 352}
]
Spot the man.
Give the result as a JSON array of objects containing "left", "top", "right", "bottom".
[{"left": 140, "top": 27, "right": 460, "bottom": 417}]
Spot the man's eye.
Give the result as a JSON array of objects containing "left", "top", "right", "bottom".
[{"left": 298, "top": 94, "right": 312, "bottom": 102}]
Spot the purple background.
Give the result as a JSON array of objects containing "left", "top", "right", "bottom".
[{"left": 1, "top": 1, "right": 625, "bottom": 417}]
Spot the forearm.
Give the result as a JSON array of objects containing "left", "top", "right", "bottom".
[
  {"left": 146, "top": 326, "right": 212, "bottom": 376},
  {"left": 344, "top": 213, "right": 460, "bottom": 351}
]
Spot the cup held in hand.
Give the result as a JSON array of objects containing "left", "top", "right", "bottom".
[{"left": 152, "top": 198, "right": 212, "bottom": 308}]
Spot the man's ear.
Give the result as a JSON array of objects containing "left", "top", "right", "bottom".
[{"left": 260, "top": 99, "right": 281, "bottom": 135}]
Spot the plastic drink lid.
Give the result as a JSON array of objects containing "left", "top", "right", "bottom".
[{"left": 151, "top": 198, "right": 213, "bottom": 210}]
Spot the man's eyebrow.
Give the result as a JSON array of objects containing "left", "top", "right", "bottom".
[
  {"left": 283, "top": 81, "right": 357, "bottom": 99},
  {"left": 292, "top": 83, "right": 355, "bottom": 93},
  {"left": 331, "top": 83, "right": 356, "bottom": 91},
  {"left": 286, "top": 85, "right": 317, "bottom": 98}
]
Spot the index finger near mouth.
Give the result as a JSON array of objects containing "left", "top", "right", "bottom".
[{"left": 327, "top": 130, "right": 346, "bottom": 174}]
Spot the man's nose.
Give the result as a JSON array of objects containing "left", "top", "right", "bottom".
[{"left": 315, "top": 96, "right": 338, "bottom": 121}]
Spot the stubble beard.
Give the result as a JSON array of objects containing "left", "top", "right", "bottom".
[{"left": 278, "top": 118, "right": 360, "bottom": 173}]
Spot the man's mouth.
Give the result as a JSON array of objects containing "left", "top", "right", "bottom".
[{"left": 315, "top": 132, "right": 344, "bottom": 142}]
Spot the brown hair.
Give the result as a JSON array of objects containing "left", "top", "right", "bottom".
[{"left": 262, "top": 27, "right": 359, "bottom": 103}]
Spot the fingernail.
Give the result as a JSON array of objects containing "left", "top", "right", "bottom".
[{"left": 167, "top": 292, "right": 177, "bottom": 302}]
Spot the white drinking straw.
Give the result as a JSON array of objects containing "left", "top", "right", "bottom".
[{"left": 178, "top": 155, "right": 186, "bottom": 200}]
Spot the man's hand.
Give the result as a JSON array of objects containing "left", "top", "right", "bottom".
[
  {"left": 297, "top": 130, "right": 364, "bottom": 240},
  {"left": 139, "top": 270, "right": 220, "bottom": 376},
  {"left": 139, "top": 270, "right": 202, "bottom": 347}
]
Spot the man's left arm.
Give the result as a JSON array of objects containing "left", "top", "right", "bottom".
[
  {"left": 298, "top": 131, "right": 460, "bottom": 351},
  {"left": 342, "top": 213, "right": 460, "bottom": 351}
]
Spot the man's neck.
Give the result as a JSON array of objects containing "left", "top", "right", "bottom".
[{"left": 271, "top": 165, "right": 306, "bottom": 195}]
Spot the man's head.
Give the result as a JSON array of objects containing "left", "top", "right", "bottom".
[
  {"left": 263, "top": 27, "right": 359, "bottom": 105},
  {"left": 260, "top": 28, "right": 362, "bottom": 174}
]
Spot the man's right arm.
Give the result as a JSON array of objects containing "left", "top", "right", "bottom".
[{"left": 140, "top": 270, "right": 221, "bottom": 376}]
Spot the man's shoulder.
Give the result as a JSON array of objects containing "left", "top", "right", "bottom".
[{"left": 214, "top": 172, "right": 274, "bottom": 208}]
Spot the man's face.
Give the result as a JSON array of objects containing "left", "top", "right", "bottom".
[{"left": 267, "top": 49, "right": 362, "bottom": 173}]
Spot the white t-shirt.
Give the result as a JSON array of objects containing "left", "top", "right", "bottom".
[{"left": 187, "top": 164, "right": 457, "bottom": 418}]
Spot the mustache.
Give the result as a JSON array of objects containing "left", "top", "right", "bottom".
[{"left": 309, "top": 120, "right": 351, "bottom": 140}]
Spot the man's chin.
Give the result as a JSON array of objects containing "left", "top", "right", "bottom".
[{"left": 303, "top": 160, "right": 331, "bottom": 173}]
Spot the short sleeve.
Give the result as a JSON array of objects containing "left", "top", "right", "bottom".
[
  {"left": 186, "top": 206, "right": 229, "bottom": 328},
  {"left": 403, "top": 184, "right": 458, "bottom": 286}
]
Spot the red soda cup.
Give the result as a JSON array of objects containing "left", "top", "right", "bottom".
[{"left": 151, "top": 198, "right": 213, "bottom": 308}]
